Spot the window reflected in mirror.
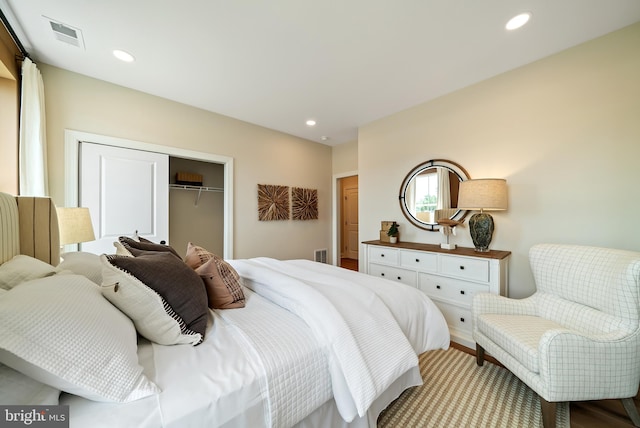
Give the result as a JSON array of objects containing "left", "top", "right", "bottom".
[{"left": 399, "top": 159, "right": 470, "bottom": 231}]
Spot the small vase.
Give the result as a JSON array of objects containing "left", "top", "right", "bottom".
[{"left": 390, "top": 236, "right": 398, "bottom": 244}]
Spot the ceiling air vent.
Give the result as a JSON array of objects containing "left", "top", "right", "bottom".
[{"left": 43, "top": 17, "right": 85, "bottom": 50}]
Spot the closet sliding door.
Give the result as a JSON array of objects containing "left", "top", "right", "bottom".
[{"left": 79, "top": 142, "right": 169, "bottom": 254}]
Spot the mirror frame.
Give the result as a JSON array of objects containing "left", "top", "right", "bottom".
[{"left": 398, "top": 159, "right": 471, "bottom": 231}]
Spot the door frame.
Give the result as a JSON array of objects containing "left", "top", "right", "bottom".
[
  {"left": 64, "top": 129, "right": 234, "bottom": 259},
  {"left": 332, "top": 170, "right": 358, "bottom": 266}
]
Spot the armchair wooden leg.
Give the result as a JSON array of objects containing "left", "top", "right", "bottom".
[
  {"left": 539, "top": 397, "right": 556, "bottom": 428},
  {"left": 621, "top": 397, "right": 640, "bottom": 427},
  {"left": 476, "top": 343, "right": 485, "bottom": 366}
]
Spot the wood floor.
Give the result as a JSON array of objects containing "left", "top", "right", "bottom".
[
  {"left": 339, "top": 258, "right": 358, "bottom": 271},
  {"left": 451, "top": 342, "right": 640, "bottom": 427}
]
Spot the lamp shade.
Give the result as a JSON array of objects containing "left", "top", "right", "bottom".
[
  {"left": 57, "top": 207, "right": 96, "bottom": 245},
  {"left": 457, "top": 179, "right": 508, "bottom": 211}
]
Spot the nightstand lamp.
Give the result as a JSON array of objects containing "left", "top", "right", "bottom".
[
  {"left": 57, "top": 207, "right": 96, "bottom": 247},
  {"left": 457, "top": 179, "right": 507, "bottom": 252}
]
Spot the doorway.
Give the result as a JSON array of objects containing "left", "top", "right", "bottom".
[{"left": 338, "top": 174, "right": 358, "bottom": 271}]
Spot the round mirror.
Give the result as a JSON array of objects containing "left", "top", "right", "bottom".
[{"left": 399, "top": 159, "right": 470, "bottom": 231}]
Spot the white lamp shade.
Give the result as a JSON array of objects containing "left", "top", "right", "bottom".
[
  {"left": 57, "top": 207, "right": 96, "bottom": 245},
  {"left": 457, "top": 179, "right": 508, "bottom": 211}
]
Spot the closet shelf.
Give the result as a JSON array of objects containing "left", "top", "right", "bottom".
[
  {"left": 169, "top": 184, "right": 223, "bottom": 206},
  {"left": 169, "top": 184, "right": 223, "bottom": 192}
]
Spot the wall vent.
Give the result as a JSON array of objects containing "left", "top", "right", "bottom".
[
  {"left": 43, "top": 16, "right": 85, "bottom": 50},
  {"left": 314, "top": 248, "right": 328, "bottom": 264}
]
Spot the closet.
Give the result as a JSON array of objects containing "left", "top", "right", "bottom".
[
  {"left": 78, "top": 141, "right": 224, "bottom": 258},
  {"left": 169, "top": 157, "right": 224, "bottom": 256}
]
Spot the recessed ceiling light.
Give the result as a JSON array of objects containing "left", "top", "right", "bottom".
[
  {"left": 506, "top": 12, "right": 531, "bottom": 31},
  {"left": 306, "top": 119, "right": 316, "bottom": 127},
  {"left": 321, "top": 136, "right": 329, "bottom": 141},
  {"left": 113, "top": 49, "right": 135, "bottom": 62}
]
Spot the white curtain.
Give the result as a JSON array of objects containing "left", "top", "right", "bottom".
[
  {"left": 406, "top": 179, "right": 416, "bottom": 215},
  {"left": 19, "top": 57, "right": 49, "bottom": 196},
  {"left": 437, "top": 168, "right": 451, "bottom": 209}
]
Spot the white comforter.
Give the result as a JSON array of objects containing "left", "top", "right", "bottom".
[
  {"left": 62, "top": 259, "right": 449, "bottom": 428},
  {"left": 228, "top": 258, "right": 450, "bottom": 422}
]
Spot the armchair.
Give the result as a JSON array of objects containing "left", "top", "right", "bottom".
[{"left": 472, "top": 244, "right": 640, "bottom": 428}]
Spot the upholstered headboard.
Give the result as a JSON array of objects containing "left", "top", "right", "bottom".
[{"left": 0, "top": 192, "right": 60, "bottom": 265}]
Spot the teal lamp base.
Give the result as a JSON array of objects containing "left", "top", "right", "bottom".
[{"left": 468, "top": 212, "right": 494, "bottom": 252}]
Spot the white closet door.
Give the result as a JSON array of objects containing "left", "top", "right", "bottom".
[{"left": 79, "top": 142, "right": 169, "bottom": 255}]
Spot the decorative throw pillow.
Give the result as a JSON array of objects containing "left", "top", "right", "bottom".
[
  {"left": 113, "top": 241, "right": 134, "bottom": 257},
  {"left": 184, "top": 242, "right": 215, "bottom": 269},
  {"left": 101, "top": 252, "right": 209, "bottom": 345},
  {"left": 57, "top": 251, "right": 103, "bottom": 285},
  {"left": 0, "top": 255, "right": 57, "bottom": 290},
  {"left": 196, "top": 254, "right": 246, "bottom": 309},
  {"left": 0, "top": 274, "right": 159, "bottom": 402},
  {"left": 0, "top": 363, "right": 60, "bottom": 405},
  {"left": 118, "top": 236, "right": 181, "bottom": 259}
]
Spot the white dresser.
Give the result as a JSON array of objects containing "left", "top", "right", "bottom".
[{"left": 362, "top": 240, "right": 510, "bottom": 349}]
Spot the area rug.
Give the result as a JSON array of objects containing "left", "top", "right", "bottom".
[{"left": 378, "top": 348, "right": 570, "bottom": 428}]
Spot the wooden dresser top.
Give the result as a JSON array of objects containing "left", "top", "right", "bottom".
[{"left": 362, "top": 240, "right": 511, "bottom": 260}]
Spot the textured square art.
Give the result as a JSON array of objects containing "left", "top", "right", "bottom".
[
  {"left": 257, "top": 184, "right": 290, "bottom": 221},
  {"left": 292, "top": 187, "right": 318, "bottom": 220}
]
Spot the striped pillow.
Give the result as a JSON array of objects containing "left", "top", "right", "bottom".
[{"left": 184, "top": 243, "right": 245, "bottom": 309}]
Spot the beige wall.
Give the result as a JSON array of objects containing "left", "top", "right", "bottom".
[
  {"left": 359, "top": 23, "right": 640, "bottom": 298},
  {"left": 332, "top": 139, "right": 358, "bottom": 175},
  {"left": 40, "top": 64, "right": 332, "bottom": 260}
]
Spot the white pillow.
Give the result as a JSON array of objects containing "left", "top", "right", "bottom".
[
  {"left": 58, "top": 251, "right": 103, "bottom": 284},
  {"left": 0, "top": 363, "right": 60, "bottom": 405},
  {"left": 0, "top": 255, "right": 57, "bottom": 290},
  {"left": 0, "top": 274, "right": 160, "bottom": 402}
]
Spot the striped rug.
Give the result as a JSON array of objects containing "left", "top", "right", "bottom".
[{"left": 378, "top": 348, "right": 570, "bottom": 428}]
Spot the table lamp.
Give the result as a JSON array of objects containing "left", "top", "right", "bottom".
[
  {"left": 57, "top": 207, "right": 96, "bottom": 246},
  {"left": 457, "top": 179, "right": 507, "bottom": 252}
]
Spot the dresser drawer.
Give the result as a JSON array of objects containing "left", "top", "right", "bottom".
[
  {"left": 368, "top": 264, "right": 416, "bottom": 287},
  {"left": 418, "top": 273, "right": 489, "bottom": 306},
  {"left": 440, "top": 255, "right": 489, "bottom": 283},
  {"left": 400, "top": 250, "right": 437, "bottom": 272},
  {"left": 369, "top": 246, "right": 399, "bottom": 265},
  {"left": 435, "top": 301, "right": 472, "bottom": 334}
]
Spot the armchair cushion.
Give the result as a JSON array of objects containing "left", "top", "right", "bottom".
[{"left": 477, "top": 314, "right": 564, "bottom": 373}]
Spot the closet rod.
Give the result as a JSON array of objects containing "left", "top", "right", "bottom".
[{"left": 169, "top": 184, "right": 224, "bottom": 206}]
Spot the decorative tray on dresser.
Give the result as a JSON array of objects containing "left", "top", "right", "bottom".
[{"left": 362, "top": 240, "right": 511, "bottom": 349}]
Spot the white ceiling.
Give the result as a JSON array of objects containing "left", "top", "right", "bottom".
[{"left": 3, "top": 1, "right": 640, "bottom": 146}]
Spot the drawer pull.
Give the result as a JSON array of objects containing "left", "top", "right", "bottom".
[
  {"left": 415, "top": 258, "right": 420, "bottom": 262},
  {"left": 460, "top": 317, "right": 465, "bottom": 323},
  {"left": 460, "top": 290, "right": 465, "bottom": 295},
  {"left": 397, "top": 276, "right": 401, "bottom": 280},
  {"left": 459, "top": 265, "right": 465, "bottom": 270},
  {"left": 381, "top": 254, "right": 385, "bottom": 257},
  {"left": 436, "top": 285, "right": 441, "bottom": 289},
  {"left": 381, "top": 273, "right": 385, "bottom": 277}
]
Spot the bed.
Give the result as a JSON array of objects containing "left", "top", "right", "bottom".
[{"left": 0, "top": 192, "right": 450, "bottom": 428}]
